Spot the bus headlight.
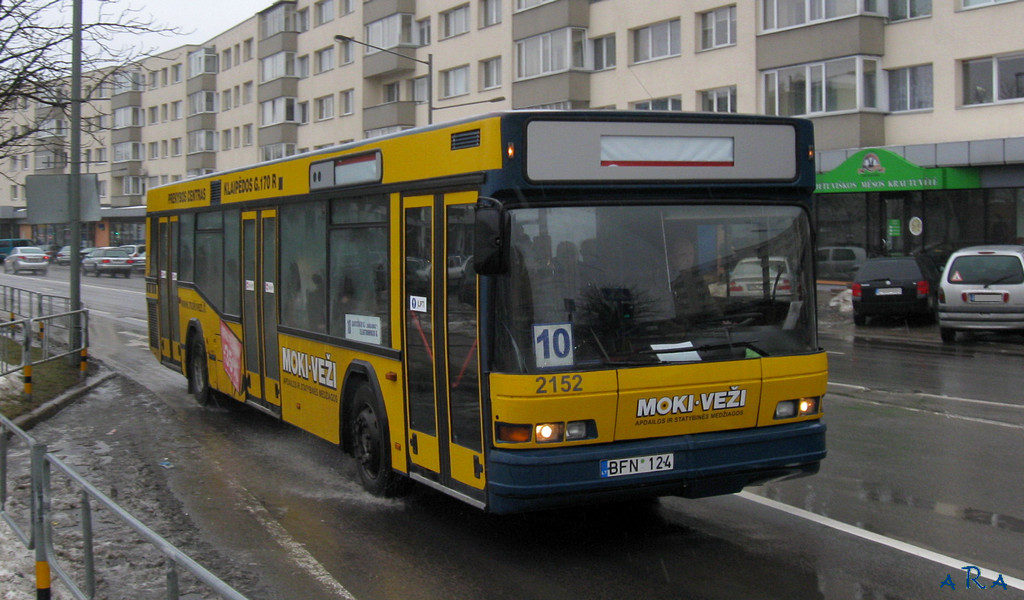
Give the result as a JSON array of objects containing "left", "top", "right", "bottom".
[
  {"left": 535, "top": 423, "right": 564, "bottom": 443},
  {"left": 774, "top": 397, "right": 821, "bottom": 420}
]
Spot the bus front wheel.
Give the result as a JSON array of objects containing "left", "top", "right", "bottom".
[
  {"left": 188, "top": 336, "right": 213, "bottom": 406},
  {"left": 350, "top": 384, "right": 402, "bottom": 496}
]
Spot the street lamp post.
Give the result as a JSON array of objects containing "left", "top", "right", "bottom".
[{"left": 335, "top": 34, "right": 434, "bottom": 124}]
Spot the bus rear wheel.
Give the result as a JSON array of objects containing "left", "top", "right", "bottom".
[
  {"left": 350, "top": 384, "right": 403, "bottom": 496},
  {"left": 188, "top": 336, "right": 213, "bottom": 406}
]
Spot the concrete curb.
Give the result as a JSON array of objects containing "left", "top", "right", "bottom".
[{"left": 12, "top": 367, "right": 118, "bottom": 431}]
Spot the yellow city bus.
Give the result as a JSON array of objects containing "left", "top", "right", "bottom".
[{"left": 146, "top": 111, "right": 826, "bottom": 513}]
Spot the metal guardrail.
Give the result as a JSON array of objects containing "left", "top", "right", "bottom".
[
  {"left": 0, "top": 310, "right": 89, "bottom": 397},
  {"left": 1, "top": 398, "right": 251, "bottom": 600},
  {"left": 0, "top": 285, "right": 71, "bottom": 322}
]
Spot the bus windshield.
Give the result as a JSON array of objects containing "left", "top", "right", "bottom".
[{"left": 494, "top": 203, "right": 817, "bottom": 373}]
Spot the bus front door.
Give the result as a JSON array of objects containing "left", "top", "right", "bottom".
[
  {"left": 404, "top": 193, "right": 485, "bottom": 504},
  {"left": 242, "top": 210, "right": 282, "bottom": 414}
]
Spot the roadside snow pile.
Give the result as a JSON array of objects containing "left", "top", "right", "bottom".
[{"left": 829, "top": 288, "right": 853, "bottom": 313}]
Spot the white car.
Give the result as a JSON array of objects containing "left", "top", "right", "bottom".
[
  {"left": 3, "top": 246, "right": 50, "bottom": 275},
  {"left": 938, "top": 245, "right": 1024, "bottom": 342},
  {"left": 728, "top": 257, "right": 793, "bottom": 300}
]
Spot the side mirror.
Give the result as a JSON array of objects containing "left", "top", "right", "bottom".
[{"left": 473, "top": 197, "right": 505, "bottom": 275}]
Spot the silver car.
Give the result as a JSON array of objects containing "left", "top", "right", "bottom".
[
  {"left": 3, "top": 246, "right": 50, "bottom": 275},
  {"left": 938, "top": 245, "right": 1024, "bottom": 343}
]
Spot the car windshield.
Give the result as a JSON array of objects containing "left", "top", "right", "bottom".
[
  {"left": 857, "top": 259, "right": 921, "bottom": 281},
  {"left": 19, "top": 247, "right": 44, "bottom": 254},
  {"left": 103, "top": 249, "right": 129, "bottom": 258},
  {"left": 493, "top": 203, "right": 816, "bottom": 373},
  {"left": 947, "top": 255, "right": 1024, "bottom": 285}
]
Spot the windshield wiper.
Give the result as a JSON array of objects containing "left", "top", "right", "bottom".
[
  {"left": 985, "top": 274, "right": 1016, "bottom": 288},
  {"left": 691, "top": 340, "right": 769, "bottom": 357}
]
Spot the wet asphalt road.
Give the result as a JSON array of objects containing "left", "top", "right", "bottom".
[{"left": 4, "top": 269, "right": 1023, "bottom": 599}]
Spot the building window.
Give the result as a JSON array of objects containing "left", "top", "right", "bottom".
[
  {"left": 260, "top": 97, "right": 299, "bottom": 126},
  {"left": 442, "top": 65, "right": 470, "bottom": 98},
  {"left": 340, "top": 39, "right": 354, "bottom": 64},
  {"left": 701, "top": 6, "right": 736, "bottom": 50},
  {"left": 315, "top": 47, "right": 335, "bottom": 74},
  {"left": 341, "top": 90, "right": 355, "bottom": 115},
  {"left": 365, "top": 14, "right": 415, "bottom": 53},
  {"left": 516, "top": 28, "right": 589, "bottom": 80},
  {"left": 170, "top": 64, "right": 182, "bottom": 83},
  {"left": 632, "top": 20, "right": 680, "bottom": 63},
  {"left": 481, "top": 0, "right": 501, "bottom": 27},
  {"left": 888, "top": 64, "right": 932, "bottom": 111},
  {"left": 242, "top": 125, "right": 253, "bottom": 146},
  {"left": 592, "top": 35, "right": 616, "bottom": 71},
  {"left": 701, "top": 86, "right": 737, "bottom": 112},
  {"left": 188, "top": 91, "right": 218, "bottom": 115},
  {"left": 149, "top": 141, "right": 159, "bottom": 159},
  {"left": 481, "top": 57, "right": 501, "bottom": 90},
  {"left": 383, "top": 82, "right": 401, "bottom": 103},
  {"left": 261, "top": 143, "right": 296, "bottom": 161},
  {"left": 170, "top": 139, "right": 181, "bottom": 156},
  {"left": 221, "top": 130, "right": 232, "bottom": 151},
  {"left": 516, "top": 0, "right": 556, "bottom": 10},
  {"left": 122, "top": 177, "right": 145, "bottom": 196},
  {"left": 410, "top": 77, "right": 429, "bottom": 103},
  {"left": 963, "top": 0, "right": 1015, "bottom": 6},
  {"left": 113, "top": 70, "right": 144, "bottom": 94},
  {"left": 243, "top": 82, "right": 254, "bottom": 104},
  {"left": 762, "top": 0, "right": 881, "bottom": 31},
  {"left": 417, "top": 18, "right": 431, "bottom": 46},
  {"left": 113, "top": 142, "right": 143, "bottom": 162},
  {"left": 113, "top": 107, "right": 144, "bottom": 128},
  {"left": 261, "top": 52, "right": 296, "bottom": 83},
  {"left": 633, "top": 96, "right": 682, "bottom": 111},
  {"left": 261, "top": 3, "right": 296, "bottom": 38},
  {"left": 188, "top": 48, "right": 218, "bottom": 78},
  {"left": 187, "top": 130, "right": 217, "bottom": 154},
  {"left": 342, "top": 0, "right": 355, "bottom": 15},
  {"left": 888, "top": 0, "right": 930, "bottom": 20},
  {"left": 316, "top": 95, "right": 335, "bottom": 120},
  {"left": 763, "top": 56, "right": 880, "bottom": 116},
  {"left": 963, "top": 53, "right": 1024, "bottom": 106},
  {"left": 314, "top": 0, "right": 334, "bottom": 26},
  {"left": 442, "top": 5, "right": 470, "bottom": 39}
]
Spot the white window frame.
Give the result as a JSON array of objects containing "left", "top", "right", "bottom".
[
  {"left": 592, "top": 35, "right": 616, "bottom": 71},
  {"left": 314, "top": 0, "right": 334, "bottom": 26},
  {"left": 763, "top": 55, "right": 880, "bottom": 116},
  {"left": 188, "top": 47, "right": 218, "bottom": 78},
  {"left": 888, "top": 64, "right": 932, "bottom": 112},
  {"left": 365, "top": 13, "right": 415, "bottom": 54},
  {"left": 700, "top": 6, "right": 736, "bottom": 51},
  {"left": 762, "top": 0, "right": 883, "bottom": 32},
  {"left": 515, "top": 28, "right": 589, "bottom": 81},
  {"left": 632, "top": 96, "right": 682, "bottom": 111},
  {"left": 188, "top": 91, "right": 219, "bottom": 116},
  {"left": 260, "top": 97, "right": 300, "bottom": 126},
  {"left": 962, "top": 53, "right": 1024, "bottom": 106},
  {"left": 113, "top": 141, "right": 143, "bottom": 162},
  {"left": 315, "top": 95, "right": 335, "bottom": 120},
  {"left": 481, "top": 57, "right": 502, "bottom": 90},
  {"left": 112, "top": 107, "right": 144, "bottom": 129},
  {"left": 340, "top": 90, "right": 355, "bottom": 115},
  {"left": 515, "top": 0, "right": 557, "bottom": 11},
  {"left": 315, "top": 47, "right": 335, "bottom": 74},
  {"left": 888, "top": 0, "right": 931, "bottom": 21},
  {"left": 441, "top": 5, "right": 470, "bottom": 39},
  {"left": 963, "top": 0, "right": 1016, "bottom": 7},
  {"left": 261, "top": 52, "right": 297, "bottom": 83},
  {"left": 187, "top": 130, "right": 218, "bottom": 154},
  {"left": 700, "top": 86, "right": 738, "bottom": 112},
  {"left": 481, "top": 0, "right": 502, "bottom": 27},
  {"left": 632, "top": 20, "right": 680, "bottom": 64},
  {"left": 441, "top": 65, "right": 470, "bottom": 98}
]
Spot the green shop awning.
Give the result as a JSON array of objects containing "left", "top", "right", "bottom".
[{"left": 816, "top": 149, "right": 980, "bottom": 194}]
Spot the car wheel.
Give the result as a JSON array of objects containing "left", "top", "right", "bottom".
[
  {"left": 188, "top": 335, "right": 213, "bottom": 406},
  {"left": 853, "top": 312, "right": 866, "bottom": 326},
  {"left": 350, "top": 383, "right": 404, "bottom": 497},
  {"left": 940, "top": 327, "right": 956, "bottom": 343}
]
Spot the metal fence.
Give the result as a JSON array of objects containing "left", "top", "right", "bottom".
[
  {"left": 0, "top": 285, "right": 72, "bottom": 322},
  {"left": 1, "top": 396, "right": 251, "bottom": 600},
  {"left": 0, "top": 310, "right": 89, "bottom": 397}
]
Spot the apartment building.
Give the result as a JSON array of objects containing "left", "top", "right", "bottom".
[{"left": 2, "top": 0, "right": 1023, "bottom": 263}]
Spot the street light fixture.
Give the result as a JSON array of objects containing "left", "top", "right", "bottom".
[{"left": 335, "top": 34, "right": 434, "bottom": 124}]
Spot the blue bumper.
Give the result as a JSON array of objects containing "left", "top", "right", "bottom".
[{"left": 486, "top": 420, "right": 826, "bottom": 514}]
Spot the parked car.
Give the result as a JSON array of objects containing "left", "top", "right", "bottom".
[
  {"left": 938, "top": 245, "right": 1024, "bottom": 343},
  {"left": 120, "top": 244, "right": 146, "bottom": 271},
  {"left": 851, "top": 255, "right": 940, "bottom": 325},
  {"left": 728, "top": 256, "right": 794, "bottom": 300},
  {"left": 56, "top": 246, "right": 95, "bottom": 265},
  {"left": 81, "top": 247, "right": 135, "bottom": 278},
  {"left": 816, "top": 246, "right": 866, "bottom": 280},
  {"left": 0, "top": 238, "right": 34, "bottom": 262},
  {"left": 2, "top": 246, "right": 49, "bottom": 275}
]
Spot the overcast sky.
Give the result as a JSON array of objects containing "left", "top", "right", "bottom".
[{"left": 83, "top": 0, "right": 274, "bottom": 54}]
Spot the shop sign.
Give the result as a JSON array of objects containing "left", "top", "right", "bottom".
[{"left": 816, "top": 149, "right": 980, "bottom": 193}]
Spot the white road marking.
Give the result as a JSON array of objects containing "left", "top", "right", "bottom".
[{"left": 739, "top": 491, "right": 1024, "bottom": 591}]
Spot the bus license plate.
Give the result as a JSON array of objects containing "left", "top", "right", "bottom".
[{"left": 600, "top": 453, "right": 674, "bottom": 478}]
